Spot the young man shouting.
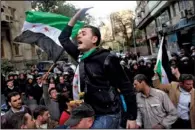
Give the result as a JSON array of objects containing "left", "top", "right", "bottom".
[{"left": 58, "top": 8, "right": 137, "bottom": 129}]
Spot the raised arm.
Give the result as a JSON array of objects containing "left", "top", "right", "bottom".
[
  {"left": 152, "top": 73, "right": 172, "bottom": 93},
  {"left": 58, "top": 8, "right": 92, "bottom": 60},
  {"left": 42, "top": 73, "right": 51, "bottom": 105},
  {"left": 43, "top": 84, "right": 51, "bottom": 106}
]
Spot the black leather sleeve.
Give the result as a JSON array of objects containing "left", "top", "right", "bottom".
[
  {"left": 58, "top": 25, "right": 80, "bottom": 61},
  {"left": 104, "top": 53, "right": 137, "bottom": 120}
]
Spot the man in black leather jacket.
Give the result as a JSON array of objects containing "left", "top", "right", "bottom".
[{"left": 58, "top": 8, "right": 137, "bottom": 129}]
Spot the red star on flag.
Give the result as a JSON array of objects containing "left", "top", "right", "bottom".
[
  {"left": 44, "top": 27, "right": 49, "bottom": 32},
  {"left": 74, "top": 86, "right": 78, "bottom": 89},
  {"left": 74, "top": 74, "right": 78, "bottom": 78},
  {"left": 32, "top": 25, "right": 36, "bottom": 28}
]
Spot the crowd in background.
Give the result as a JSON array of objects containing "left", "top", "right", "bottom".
[
  {"left": 1, "top": 46, "right": 195, "bottom": 129},
  {"left": 118, "top": 46, "right": 195, "bottom": 83}
]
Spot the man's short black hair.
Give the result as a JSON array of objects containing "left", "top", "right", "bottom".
[
  {"left": 83, "top": 25, "right": 101, "bottom": 46},
  {"left": 48, "top": 87, "right": 57, "bottom": 95},
  {"left": 7, "top": 91, "right": 20, "bottom": 102},
  {"left": 134, "top": 74, "right": 150, "bottom": 85},
  {"left": 33, "top": 105, "right": 48, "bottom": 119},
  {"left": 7, "top": 112, "right": 28, "bottom": 129},
  {"left": 179, "top": 74, "right": 194, "bottom": 83},
  {"left": 59, "top": 75, "right": 64, "bottom": 79}
]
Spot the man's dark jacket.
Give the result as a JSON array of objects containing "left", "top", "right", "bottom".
[{"left": 58, "top": 25, "right": 137, "bottom": 120}]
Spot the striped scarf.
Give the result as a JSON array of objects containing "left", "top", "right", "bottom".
[{"left": 72, "top": 48, "right": 96, "bottom": 100}]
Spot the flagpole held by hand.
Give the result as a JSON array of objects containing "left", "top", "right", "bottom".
[
  {"left": 47, "top": 63, "right": 55, "bottom": 73},
  {"left": 46, "top": 49, "right": 65, "bottom": 73}
]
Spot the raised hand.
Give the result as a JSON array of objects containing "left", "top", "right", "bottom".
[
  {"left": 42, "top": 72, "right": 49, "bottom": 84},
  {"left": 78, "top": 7, "right": 93, "bottom": 20},
  {"left": 68, "top": 7, "right": 93, "bottom": 26}
]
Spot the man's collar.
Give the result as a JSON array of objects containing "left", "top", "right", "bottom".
[
  {"left": 141, "top": 88, "right": 155, "bottom": 98},
  {"left": 179, "top": 86, "right": 191, "bottom": 94},
  {"left": 11, "top": 106, "right": 25, "bottom": 113},
  {"left": 40, "top": 123, "right": 48, "bottom": 129},
  {"left": 38, "top": 83, "right": 43, "bottom": 87},
  {"left": 35, "top": 121, "right": 48, "bottom": 129},
  {"left": 8, "top": 86, "right": 14, "bottom": 90}
]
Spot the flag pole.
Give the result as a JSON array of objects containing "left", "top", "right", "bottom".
[{"left": 46, "top": 49, "right": 65, "bottom": 73}]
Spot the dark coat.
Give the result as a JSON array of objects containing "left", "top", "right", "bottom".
[{"left": 58, "top": 25, "right": 137, "bottom": 120}]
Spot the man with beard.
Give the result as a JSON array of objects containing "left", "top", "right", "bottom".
[
  {"left": 33, "top": 105, "right": 58, "bottom": 129},
  {"left": 58, "top": 8, "right": 137, "bottom": 128},
  {"left": 3, "top": 92, "right": 31, "bottom": 123},
  {"left": 153, "top": 73, "right": 195, "bottom": 128}
]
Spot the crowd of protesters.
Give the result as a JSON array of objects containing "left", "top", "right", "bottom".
[
  {"left": 1, "top": 7, "right": 195, "bottom": 129},
  {"left": 1, "top": 46, "right": 194, "bottom": 129}
]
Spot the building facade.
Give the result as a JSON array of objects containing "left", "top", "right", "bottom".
[
  {"left": 1, "top": 1, "right": 39, "bottom": 70},
  {"left": 135, "top": 0, "right": 195, "bottom": 55}
]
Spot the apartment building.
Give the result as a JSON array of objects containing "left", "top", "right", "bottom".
[
  {"left": 135, "top": 1, "right": 195, "bottom": 55},
  {"left": 1, "top": 1, "right": 39, "bottom": 70}
]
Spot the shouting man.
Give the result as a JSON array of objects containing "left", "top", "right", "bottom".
[{"left": 58, "top": 8, "right": 137, "bottom": 128}]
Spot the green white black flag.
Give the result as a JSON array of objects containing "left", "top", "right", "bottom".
[{"left": 14, "top": 11, "right": 84, "bottom": 61}]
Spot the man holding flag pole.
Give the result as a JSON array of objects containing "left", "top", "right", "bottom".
[
  {"left": 14, "top": 7, "right": 137, "bottom": 129},
  {"left": 58, "top": 8, "right": 137, "bottom": 129},
  {"left": 152, "top": 35, "right": 195, "bottom": 129}
]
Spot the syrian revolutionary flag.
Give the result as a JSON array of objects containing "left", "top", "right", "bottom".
[
  {"left": 155, "top": 36, "right": 172, "bottom": 84},
  {"left": 14, "top": 11, "right": 84, "bottom": 61}
]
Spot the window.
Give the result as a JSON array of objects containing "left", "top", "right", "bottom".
[
  {"left": 8, "top": 6, "right": 15, "bottom": 19},
  {"left": 172, "top": 3, "right": 176, "bottom": 17},
  {"left": 175, "top": 2, "right": 180, "bottom": 14},
  {"left": 10, "top": 8, "right": 15, "bottom": 19},
  {"left": 1, "top": 38, "right": 5, "bottom": 57},
  {"left": 14, "top": 44, "right": 20, "bottom": 56},
  {"left": 160, "top": 10, "right": 170, "bottom": 24},
  {"left": 156, "top": 18, "right": 160, "bottom": 27},
  {"left": 179, "top": 0, "right": 188, "bottom": 11},
  {"left": 5, "top": 15, "right": 9, "bottom": 20}
]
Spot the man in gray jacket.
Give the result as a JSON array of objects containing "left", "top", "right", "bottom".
[{"left": 134, "top": 74, "right": 178, "bottom": 129}]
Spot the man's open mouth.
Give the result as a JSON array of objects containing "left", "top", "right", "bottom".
[{"left": 77, "top": 40, "right": 83, "bottom": 45}]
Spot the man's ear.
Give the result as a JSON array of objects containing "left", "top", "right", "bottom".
[
  {"left": 92, "top": 36, "right": 98, "bottom": 45},
  {"left": 8, "top": 102, "right": 11, "bottom": 107}
]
